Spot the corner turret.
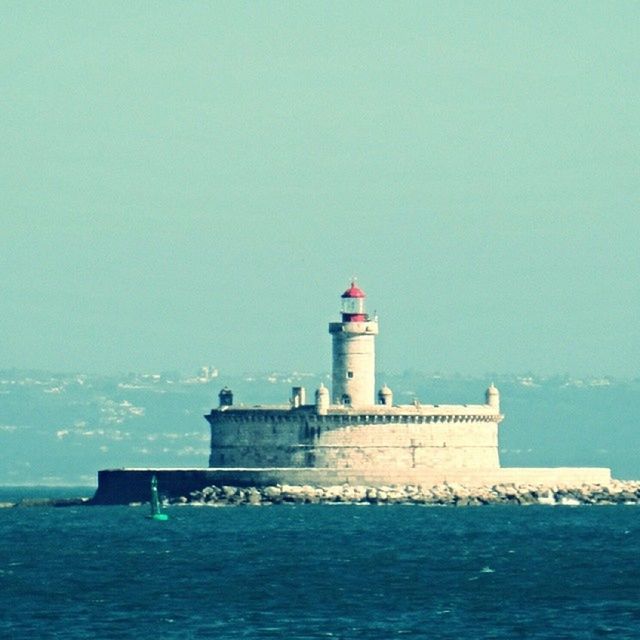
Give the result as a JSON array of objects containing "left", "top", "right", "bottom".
[
  {"left": 378, "top": 384, "right": 393, "bottom": 406},
  {"left": 315, "top": 382, "right": 329, "bottom": 415},
  {"left": 486, "top": 383, "right": 500, "bottom": 410}
]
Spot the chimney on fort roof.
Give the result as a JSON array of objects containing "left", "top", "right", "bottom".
[
  {"left": 291, "top": 386, "right": 306, "bottom": 408},
  {"left": 218, "top": 387, "right": 233, "bottom": 407}
]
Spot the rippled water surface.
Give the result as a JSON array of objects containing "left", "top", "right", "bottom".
[{"left": 1, "top": 500, "right": 639, "bottom": 639}]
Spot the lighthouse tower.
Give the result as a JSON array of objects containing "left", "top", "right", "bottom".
[{"left": 329, "top": 281, "right": 379, "bottom": 406}]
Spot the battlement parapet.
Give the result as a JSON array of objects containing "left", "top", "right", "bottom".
[{"left": 206, "top": 405, "right": 503, "bottom": 425}]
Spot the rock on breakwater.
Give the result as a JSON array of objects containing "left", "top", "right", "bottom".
[{"left": 167, "top": 480, "right": 640, "bottom": 507}]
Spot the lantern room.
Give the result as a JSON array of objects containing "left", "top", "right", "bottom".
[{"left": 341, "top": 282, "right": 367, "bottom": 321}]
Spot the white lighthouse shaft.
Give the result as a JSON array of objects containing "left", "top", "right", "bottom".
[
  {"left": 329, "top": 322, "right": 378, "bottom": 405},
  {"left": 329, "top": 282, "right": 378, "bottom": 407}
]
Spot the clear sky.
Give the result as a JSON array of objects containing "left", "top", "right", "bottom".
[{"left": 1, "top": 2, "right": 639, "bottom": 377}]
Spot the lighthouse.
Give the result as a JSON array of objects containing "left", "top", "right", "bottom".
[{"left": 329, "top": 281, "right": 379, "bottom": 406}]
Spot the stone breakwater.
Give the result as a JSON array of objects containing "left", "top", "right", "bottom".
[
  {"left": 5, "top": 481, "right": 640, "bottom": 507},
  {"left": 168, "top": 480, "right": 640, "bottom": 507}
]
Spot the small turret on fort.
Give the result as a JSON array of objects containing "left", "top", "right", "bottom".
[
  {"left": 486, "top": 383, "right": 500, "bottom": 410},
  {"left": 378, "top": 384, "right": 393, "bottom": 406},
  {"left": 328, "top": 281, "right": 379, "bottom": 406},
  {"left": 204, "top": 281, "right": 507, "bottom": 471},
  {"left": 315, "top": 382, "right": 329, "bottom": 415}
]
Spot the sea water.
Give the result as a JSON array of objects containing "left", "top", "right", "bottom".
[{"left": 1, "top": 495, "right": 639, "bottom": 639}]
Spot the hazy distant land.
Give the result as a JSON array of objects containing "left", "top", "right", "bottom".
[{"left": 1, "top": 368, "right": 638, "bottom": 486}]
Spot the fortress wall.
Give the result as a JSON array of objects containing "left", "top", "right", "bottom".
[
  {"left": 93, "top": 466, "right": 613, "bottom": 504},
  {"left": 209, "top": 413, "right": 306, "bottom": 448},
  {"left": 208, "top": 411, "right": 500, "bottom": 469},
  {"left": 313, "top": 421, "right": 499, "bottom": 468},
  {"left": 316, "top": 421, "right": 498, "bottom": 448},
  {"left": 311, "top": 445, "right": 499, "bottom": 469},
  {"left": 211, "top": 445, "right": 301, "bottom": 468}
]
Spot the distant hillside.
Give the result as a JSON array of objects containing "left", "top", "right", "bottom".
[{"left": 1, "top": 369, "right": 638, "bottom": 485}]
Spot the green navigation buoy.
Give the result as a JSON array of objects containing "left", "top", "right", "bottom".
[{"left": 147, "top": 474, "right": 169, "bottom": 521}]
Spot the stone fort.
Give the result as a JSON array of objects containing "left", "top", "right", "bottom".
[
  {"left": 206, "top": 282, "right": 503, "bottom": 473},
  {"left": 94, "top": 281, "right": 611, "bottom": 502}
]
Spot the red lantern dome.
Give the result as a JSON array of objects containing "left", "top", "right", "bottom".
[{"left": 341, "top": 282, "right": 366, "bottom": 299}]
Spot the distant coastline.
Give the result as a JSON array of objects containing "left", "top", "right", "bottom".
[{"left": 2, "top": 369, "right": 640, "bottom": 483}]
